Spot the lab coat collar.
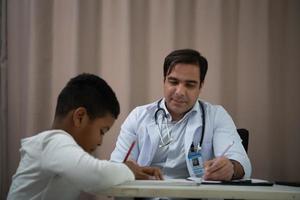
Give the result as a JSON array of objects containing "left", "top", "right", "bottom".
[
  {"left": 143, "top": 123, "right": 160, "bottom": 165},
  {"left": 184, "top": 101, "right": 203, "bottom": 155},
  {"left": 146, "top": 99, "right": 161, "bottom": 123},
  {"left": 142, "top": 100, "right": 163, "bottom": 165}
]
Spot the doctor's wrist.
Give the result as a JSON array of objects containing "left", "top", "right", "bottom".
[{"left": 230, "top": 159, "right": 245, "bottom": 180}]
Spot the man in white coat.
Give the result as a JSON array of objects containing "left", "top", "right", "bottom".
[{"left": 111, "top": 49, "right": 251, "bottom": 181}]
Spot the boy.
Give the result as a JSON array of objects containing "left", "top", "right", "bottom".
[{"left": 7, "top": 73, "right": 162, "bottom": 200}]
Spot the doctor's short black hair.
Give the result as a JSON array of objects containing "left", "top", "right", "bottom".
[
  {"left": 163, "top": 49, "right": 208, "bottom": 85},
  {"left": 54, "top": 73, "right": 120, "bottom": 119}
]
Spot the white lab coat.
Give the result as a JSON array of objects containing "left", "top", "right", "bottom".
[{"left": 111, "top": 99, "right": 251, "bottom": 178}]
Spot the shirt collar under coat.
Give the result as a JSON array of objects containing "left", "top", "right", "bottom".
[{"left": 156, "top": 98, "right": 200, "bottom": 124}]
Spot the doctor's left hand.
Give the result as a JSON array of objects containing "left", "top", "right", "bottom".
[{"left": 125, "top": 160, "right": 164, "bottom": 180}]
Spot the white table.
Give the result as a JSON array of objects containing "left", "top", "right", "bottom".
[{"left": 97, "top": 180, "right": 300, "bottom": 200}]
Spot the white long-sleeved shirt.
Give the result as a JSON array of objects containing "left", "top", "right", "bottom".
[{"left": 7, "top": 130, "right": 134, "bottom": 200}]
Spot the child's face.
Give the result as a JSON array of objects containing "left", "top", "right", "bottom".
[{"left": 76, "top": 113, "right": 115, "bottom": 154}]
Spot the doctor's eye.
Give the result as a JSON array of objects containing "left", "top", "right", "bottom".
[
  {"left": 167, "top": 78, "right": 179, "bottom": 85},
  {"left": 185, "top": 83, "right": 197, "bottom": 89}
]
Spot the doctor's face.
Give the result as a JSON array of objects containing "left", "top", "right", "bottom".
[{"left": 164, "top": 63, "right": 202, "bottom": 121}]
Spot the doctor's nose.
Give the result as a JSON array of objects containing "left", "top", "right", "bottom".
[{"left": 175, "top": 84, "right": 186, "bottom": 97}]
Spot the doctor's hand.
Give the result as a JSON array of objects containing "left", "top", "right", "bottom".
[
  {"left": 203, "top": 156, "right": 234, "bottom": 181},
  {"left": 125, "top": 160, "right": 164, "bottom": 180}
]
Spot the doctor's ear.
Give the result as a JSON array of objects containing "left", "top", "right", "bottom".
[
  {"left": 199, "top": 81, "right": 205, "bottom": 89},
  {"left": 72, "top": 107, "right": 89, "bottom": 127}
]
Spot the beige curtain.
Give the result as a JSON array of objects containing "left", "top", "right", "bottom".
[
  {"left": 1, "top": 0, "right": 8, "bottom": 199},
  {"left": 2, "top": 0, "right": 300, "bottom": 198}
]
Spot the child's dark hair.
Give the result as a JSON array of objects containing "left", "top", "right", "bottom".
[{"left": 54, "top": 73, "right": 120, "bottom": 119}]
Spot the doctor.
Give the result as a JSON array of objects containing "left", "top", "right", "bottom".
[{"left": 111, "top": 49, "right": 251, "bottom": 181}]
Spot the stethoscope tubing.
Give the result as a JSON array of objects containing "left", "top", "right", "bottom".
[{"left": 154, "top": 99, "right": 206, "bottom": 148}]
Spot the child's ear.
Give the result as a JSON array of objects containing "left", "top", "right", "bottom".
[{"left": 72, "top": 107, "right": 88, "bottom": 127}]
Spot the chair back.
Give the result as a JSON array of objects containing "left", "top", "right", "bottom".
[{"left": 237, "top": 128, "right": 249, "bottom": 152}]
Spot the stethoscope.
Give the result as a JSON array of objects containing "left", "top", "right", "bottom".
[{"left": 154, "top": 99, "right": 206, "bottom": 149}]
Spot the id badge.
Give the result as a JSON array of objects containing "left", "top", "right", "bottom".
[{"left": 188, "top": 150, "right": 205, "bottom": 177}]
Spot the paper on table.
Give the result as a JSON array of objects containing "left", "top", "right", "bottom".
[
  {"left": 186, "top": 177, "right": 202, "bottom": 184},
  {"left": 198, "top": 178, "right": 274, "bottom": 186},
  {"left": 251, "top": 178, "right": 272, "bottom": 183},
  {"left": 125, "top": 179, "right": 200, "bottom": 186},
  {"left": 187, "top": 177, "right": 247, "bottom": 185}
]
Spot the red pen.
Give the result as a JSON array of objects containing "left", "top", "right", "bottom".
[{"left": 123, "top": 141, "right": 136, "bottom": 162}]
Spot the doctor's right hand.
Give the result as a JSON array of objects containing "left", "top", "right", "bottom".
[
  {"left": 203, "top": 156, "right": 234, "bottom": 181},
  {"left": 125, "top": 160, "right": 164, "bottom": 180}
]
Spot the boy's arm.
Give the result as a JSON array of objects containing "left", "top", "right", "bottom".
[
  {"left": 124, "top": 160, "right": 163, "bottom": 180},
  {"left": 41, "top": 133, "right": 134, "bottom": 193}
]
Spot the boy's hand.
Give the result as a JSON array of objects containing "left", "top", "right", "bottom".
[{"left": 125, "top": 160, "right": 164, "bottom": 180}]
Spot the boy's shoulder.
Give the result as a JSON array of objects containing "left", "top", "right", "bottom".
[
  {"left": 21, "top": 129, "right": 75, "bottom": 151},
  {"left": 23, "top": 129, "right": 71, "bottom": 141}
]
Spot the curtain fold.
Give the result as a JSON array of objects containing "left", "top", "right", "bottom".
[
  {"left": 0, "top": 0, "right": 8, "bottom": 199},
  {"left": 3, "top": 0, "right": 300, "bottom": 198}
]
